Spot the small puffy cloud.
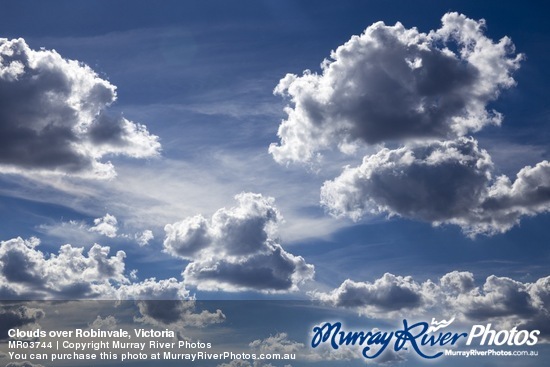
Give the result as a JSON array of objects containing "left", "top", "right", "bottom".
[
  {"left": 164, "top": 193, "right": 314, "bottom": 293},
  {"left": 117, "top": 277, "right": 190, "bottom": 301},
  {"left": 129, "top": 269, "right": 139, "bottom": 280},
  {"left": 311, "top": 271, "right": 550, "bottom": 337},
  {"left": 136, "top": 230, "right": 154, "bottom": 246},
  {"left": 0, "top": 37, "right": 160, "bottom": 179},
  {"left": 468, "top": 160, "right": 550, "bottom": 235},
  {"left": 440, "top": 270, "right": 476, "bottom": 295},
  {"left": 164, "top": 215, "right": 210, "bottom": 260},
  {"left": 455, "top": 275, "right": 537, "bottom": 320},
  {"left": 321, "top": 137, "right": 550, "bottom": 236},
  {"left": 89, "top": 213, "right": 118, "bottom": 238},
  {"left": 270, "top": 12, "right": 522, "bottom": 164},
  {"left": 524, "top": 277, "right": 550, "bottom": 336},
  {"left": 310, "top": 273, "right": 433, "bottom": 317},
  {"left": 249, "top": 333, "right": 304, "bottom": 355},
  {"left": 89, "top": 315, "right": 118, "bottom": 330}
]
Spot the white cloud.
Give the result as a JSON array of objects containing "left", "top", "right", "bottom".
[
  {"left": 440, "top": 270, "right": 476, "bottom": 295},
  {"left": 136, "top": 229, "right": 154, "bottom": 246},
  {"left": 0, "top": 237, "right": 126, "bottom": 299},
  {"left": 269, "top": 12, "right": 549, "bottom": 236},
  {"left": 0, "top": 237, "right": 225, "bottom": 330},
  {"left": 89, "top": 213, "right": 118, "bottom": 238},
  {"left": 0, "top": 236, "right": 199, "bottom": 302},
  {"left": 1, "top": 144, "right": 351, "bottom": 252},
  {"left": 321, "top": 137, "right": 493, "bottom": 222},
  {"left": 310, "top": 271, "right": 550, "bottom": 336},
  {"left": 309, "top": 273, "right": 434, "bottom": 318},
  {"left": 0, "top": 37, "right": 160, "bottom": 179},
  {"left": 129, "top": 269, "right": 139, "bottom": 280},
  {"left": 455, "top": 275, "right": 536, "bottom": 321},
  {"left": 321, "top": 138, "right": 550, "bottom": 236},
  {"left": 270, "top": 12, "right": 522, "bottom": 165},
  {"left": 249, "top": 333, "right": 304, "bottom": 355},
  {"left": 164, "top": 193, "right": 315, "bottom": 293},
  {"left": 117, "top": 277, "right": 189, "bottom": 301},
  {"left": 468, "top": 160, "right": 550, "bottom": 235},
  {"left": 88, "top": 315, "right": 118, "bottom": 330}
]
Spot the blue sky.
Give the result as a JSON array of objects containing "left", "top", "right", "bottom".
[{"left": 0, "top": 1, "right": 549, "bottom": 366}]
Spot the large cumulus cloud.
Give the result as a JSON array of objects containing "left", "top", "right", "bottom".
[
  {"left": 0, "top": 38, "right": 160, "bottom": 179},
  {"left": 321, "top": 138, "right": 492, "bottom": 222},
  {"left": 321, "top": 138, "right": 550, "bottom": 235},
  {"left": 270, "top": 13, "right": 549, "bottom": 236},
  {"left": 164, "top": 193, "right": 314, "bottom": 293},
  {"left": 270, "top": 13, "right": 522, "bottom": 164}
]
